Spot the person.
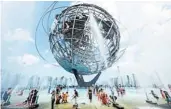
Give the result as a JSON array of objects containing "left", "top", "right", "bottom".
[
  {"left": 23, "top": 89, "right": 34, "bottom": 105},
  {"left": 72, "top": 89, "right": 79, "bottom": 108},
  {"left": 88, "top": 87, "right": 93, "bottom": 103},
  {"left": 97, "top": 89, "right": 101, "bottom": 101},
  {"left": 2, "top": 88, "right": 12, "bottom": 106},
  {"left": 98, "top": 88, "right": 103, "bottom": 101},
  {"left": 51, "top": 90, "right": 55, "bottom": 109},
  {"left": 106, "top": 94, "right": 110, "bottom": 106},
  {"left": 56, "top": 86, "right": 60, "bottom": 104},
  {"left": 30, "top": 89, "right": 38, "bottom": 106},
  {"left": 150, "top": 90, "right": 159, "bottom": 101},
  {"left": 62, "top": 92, "right": 68, "bottom": 103},
  {"left": 56, "top": 94, "right": 62, "bottom": 104},
  {"left": 101, "top": 91, "right": 108, "bottom": 105},
  {"left": 163, "top": 91, "right": 171, "bottom": 104},
  {"left": 116, "top": 87, "right": 120, "bottom": 97},
  {"left": 73, "top": 89, "right": 78, "bottom": 104},
  {"left": 120, "top": 87, "right": 125, "bottom": 96},
  {"left": 95, "top": 85, "right": 99, "bottom": 95},
  {"left": 123, "top": 88, "right": 126, "bottom": 95},
  {"left": 160, "top": 89, "right": 165, "bottom": 99},
  {"left": 64, "top": 92, "right": 69, "bottom": 103},
  {"left": 61, "top": 92, "right": 65, "bottom": 103},
  {"left": 15, "top": 89, "right": 39, "bottom": 108},
  {"left": 1, "top": 88, "right": 4, "bottom": 99},
  {"left": 109, "top": 95, "right": 117, "bottom": 103},
  {"left": 74, "top": 89, "right": 78, "bottom": 98}
]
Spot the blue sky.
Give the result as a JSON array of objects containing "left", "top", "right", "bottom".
[
  {"left": 1, "top": 1, "right": 74, "bottom": 77},
  {"left": 1, "top": 1, "right": 171, "bottom": 86}
]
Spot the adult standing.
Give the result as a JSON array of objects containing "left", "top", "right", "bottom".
[
  {"left": 51, "top": 90, "right": 55, "bottom": 109},
  {"left": 160, "top": 89, "right": 165, "bottom": 99},
  {"left": 88, "top": 87, "right": 93, "bottom": 103},
  {"left": 95, "top": 85, "right": 99, "bottom": 95},
  {"left": 73, "top": 89, "right": 78, "bottom": 104},
  {"left": 55, "top": 86, "right": 60, "bottom": 104}
]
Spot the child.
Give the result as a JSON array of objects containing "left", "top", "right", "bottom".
[
  {"left": 64, "top": 92, "right": 69, "bottom": 103},
  {"left": 62, "top": 92, "right": 68, "bottom": 103}
]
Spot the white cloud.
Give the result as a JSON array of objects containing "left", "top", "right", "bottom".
[
  {"left": 71, "top": 1, "right": 171, "bottom": 87},
  {"left": 142, "top": 3, "right": 160, "bottom": 17},
  {"left": 71, "top": 0, "right": 119, "bottom": 20},
  {"left": 141, "top": 3, "right": 171, "bottom": 25},
  {"left": 8, "top": 54, "right": 39, "bottom": 66},
  {"left": 3, "top": 28, "right": 34, "bottom": 42}
]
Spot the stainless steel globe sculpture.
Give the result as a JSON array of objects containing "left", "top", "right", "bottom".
[{"left": 49, "top": 4, "right": 120, "bottom": 77}]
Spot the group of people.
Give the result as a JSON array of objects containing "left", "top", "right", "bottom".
[
  {"left": 116, "top": 85, "right": 126, "bottom": 97},
  {"left": 145, "top": 89, "right": 171, "bottom": 105},
  {"left": 51, "top": 85, "right": 115, "bottom": 106},
  {"left": 23, "top": 89, "right": 39, "bottom": 106},
  {"left": 51, "top": 86, "right": 76, "bottom": 109},
  {"left": 88, "top": 86, "right": 117, "bottom": 107},
  {"left": 51, "top": 86, "right": 64, "bottom": 105},
  {"left": 160, "top": 89, "right": 171, "bottom": 104},
  {"left": 86, "top": 85, "right": 120, "bottom": 107},
  {"left": 96, "top": 88, "right": 117, "bottom": 106}
]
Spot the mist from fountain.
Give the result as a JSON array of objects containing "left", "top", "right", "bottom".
[{"left": 89, "top": 13, "right": 108, "bottom": 68}]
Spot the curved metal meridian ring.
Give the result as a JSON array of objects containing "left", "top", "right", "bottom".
[{"left": 35, "top": 5, "right": 68, "bottom": 67}]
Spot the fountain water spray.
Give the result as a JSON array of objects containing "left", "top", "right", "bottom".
[{"left": 89, "top": 13, "right": 108, "bottom": 68}]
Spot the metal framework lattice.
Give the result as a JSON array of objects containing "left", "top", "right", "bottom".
[{"left": 49, "top": 3, "right": 120, "bottom": 75}]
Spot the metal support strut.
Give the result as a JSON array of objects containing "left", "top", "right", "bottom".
[{"left": 72, "top": 69, "right": 101, "bottom": 87}]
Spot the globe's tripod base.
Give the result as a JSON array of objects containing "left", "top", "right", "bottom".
[{"left": 72, "top": 69, "right": 101, "bottom": 87}]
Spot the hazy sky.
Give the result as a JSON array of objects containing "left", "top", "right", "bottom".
[{"left": 1, "top": 1, "right": 171, "bottom": 87}]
